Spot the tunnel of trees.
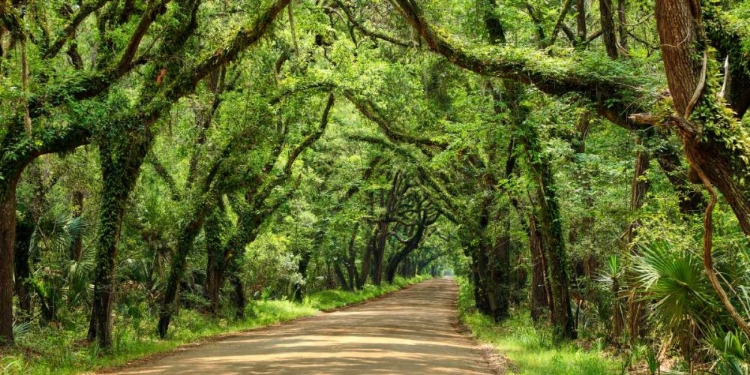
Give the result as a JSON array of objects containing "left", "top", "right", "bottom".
[{"left": 1, "top": 0, "right": 750, "bottom": 372}]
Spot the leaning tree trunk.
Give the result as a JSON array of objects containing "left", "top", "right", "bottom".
[
  {"left": 385, "top": 248, "right": 411, "bottom": 285},
  {"left": 333, "top": 262, "right": 349, "bottom": 290},
  {"left": 654, "top": 0, "right": 750, "bottom": 235},
  {"left": 385, "top": 215, "right": 429, "bottom": 285},
  {"left": 654, "top": 0, "right": 750, "bottom": 339},
  {"left": 158, "top": 213, "right": 207, "bottom": 338},
  {"left": 88, "top": 139, "right": 150, "bottom": 348}
]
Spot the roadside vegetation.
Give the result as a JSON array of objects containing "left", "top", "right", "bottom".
[{"left": 457, "top": 277, "right": 620, "bottom": 375}]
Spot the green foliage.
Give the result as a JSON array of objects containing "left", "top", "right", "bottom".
[
  {"left": 305, "top": 275, "right": 430, "bottom": 311},
  {"left": 456, "top": 277, "right": 620, "bottom": 375},
  {"left": 633, "top": 241, "right": 718, "bottom": 331},
  {"left": 4, "top": 0, "right": 750, "bottom": 372}
]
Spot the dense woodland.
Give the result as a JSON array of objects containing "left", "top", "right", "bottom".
[{"left": 1, "top": 0, "right": 750, "bottom": 373}]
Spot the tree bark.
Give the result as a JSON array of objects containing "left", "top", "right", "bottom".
[
  {"left": 13, "top": 220, "right": 34, "bottom": 322},
  {"left": 385, "top": 209, "right": 432, "bottom": 284},
  {"left": 655, "top": 0, "right": 750, "bottom": 338},
  {"left": 528, "top": 213, "right": 549, "bottom": 322},
  {"left": 88, "top": 138, "right": 150, "bottom": 348},
  {"left": 522, "top": 124, "right": 577, "bottom": 340},
  {"left": 371, "top": 221, "right": 389, "bottom": 286},
  {"left": 204, "top": 202, "right": 225, "bottom": 316},
  {"left": 0, "top": 182, "right": 18, "bottom": 345},
  {"left": 576, "top": 0, "right": 587, "bottom": 43},
  {"left": 229, "top": 271, "right": 246, "bottom": 320},
  {"left": 158, "top": 209, "right": 209, "bottom": 337},
  {"left": 599, "top": 0, "right": 619, "bottom": 59},
  {"left": 487, "top": 210, "right": 511, "bottom": 321},
  {"left": 346, "top": 223, "right": 359, "bottom": 290},
  {"left": 617, "top": 0, "right": 627, "bottom": 50},
  {"left": 471, "top": 250, "right": 492, "bottom": 315},
  {"left": 293, "top": 246, "right": 313, "bottom": 301}
]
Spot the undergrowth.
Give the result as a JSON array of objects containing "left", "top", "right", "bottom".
[
  {"left": 456, "top": 277, "right": 621, "bottom": 375},
  {"left": 0, "top": 275, "right": 428, "bottom": 375}
]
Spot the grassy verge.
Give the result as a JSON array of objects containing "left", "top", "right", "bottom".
[
  {"left": 304, "top": 275, "right": 430, "bottom": 311},
  {"left": 456, "top": 277, "right": 622, "bottom": 375},
  {"left": 0, "top": 275, "right": 429, "bottom": 375}
]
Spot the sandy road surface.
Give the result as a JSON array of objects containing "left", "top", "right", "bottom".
[{"left": 114, "top": 277, "right": 493, "bottom": 374}]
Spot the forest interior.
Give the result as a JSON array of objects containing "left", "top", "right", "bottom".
[{"left": 1, "top": 0, "right": 750, "bottom": 373}]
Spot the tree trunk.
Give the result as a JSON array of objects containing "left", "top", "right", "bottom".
[
  {"left": 371, "top": 221, "right": 389, "bottom": 286},
  {"left": 87, "top": 180, "right": 129, "bottom": 348},
  {"left": 14, "top": 221, "right": 34, "bottom": 322},
  {"left": 385, "top": 249, "right": 408, "bottom": 285},
  {"left": 477, "top": 195, "right": 511, "bottom": 322},
  {"left": 357, "top": 231, "right": 374, "bottom": 288},
  {"left": 523, "top": 125, "right": 577, "bottom": 339},
  {"left": 599, "top": 0, "right": 619, "bottom": 59},
  {"left": 158, "top": 214, "right": 206, "bottom": 338},
  {"left": 487, "top": 215, "right": 511, "bottom": 322},
  {"left": 576, "top": 0, "right": 587, "bottom": 42},
  {"left": 333, "top": 262, "right": 349, "bottom": 290},
  {"left": 88, "top": 139, "right": 150, "bottom": 348},
  {"left": 471, "top": 252, "right": 492, "bottom": 315},
  {"left": 617, "top": 0, "right": 627, "bottom": 50},
  {"left": 385, "top": 214, "right": 429, "bottom": 284},
  {"left": 655, "top": 0, "right": 750, "bottom": 237},
  {"left": 230, "top": 271, "right": 246, "bottom": 320},
  {"left": 204, "top": 204, "right": 224, "bottom": 316},
  {"left": 655, "top": 0, "right": 750, "bottom": 338},
  {"left": 346, "top": 224, "right": 359, "bottom": 290},
  {"left": 623, "top": 140, "right": 652, "bottom": 343},
  {"left": 0, "top": 182, "right": 18, "bottom": 345},
  {"left": 528, "top": 213, "right": 550, "bottom": 322},
  {"left": 293, "top": 248, "right": 312, "bottom": 301}
]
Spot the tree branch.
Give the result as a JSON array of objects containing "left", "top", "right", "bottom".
[{"left": 43, "top": 0, "right": 114, "bottom": 59}]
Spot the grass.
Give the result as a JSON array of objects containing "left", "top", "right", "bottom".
[
  {"left": 304, "top": 275, "right": 430, "bottom": 311},
  {"left": 455, "top": 277, "right": 622, "bottom": 375},
  {"left": 0, "top": 275, "right": 429, "bottom": 375}
]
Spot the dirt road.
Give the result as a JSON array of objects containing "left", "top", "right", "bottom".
[{"left": 115, "top": 277, "right": 493, "bottom": 374}]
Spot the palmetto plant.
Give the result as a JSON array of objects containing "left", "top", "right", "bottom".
[
  {"left": 597, "top": 254, "right": 625, "bottom": 342},
  {"left": 633, "top": 241, "right": 720, "bottom": 362},
  {"left": 707, "top": 330, "right": 749, "bottom": 375},
  {"left": 28, "top": 215, "right": 92, "bottom": 321}
]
